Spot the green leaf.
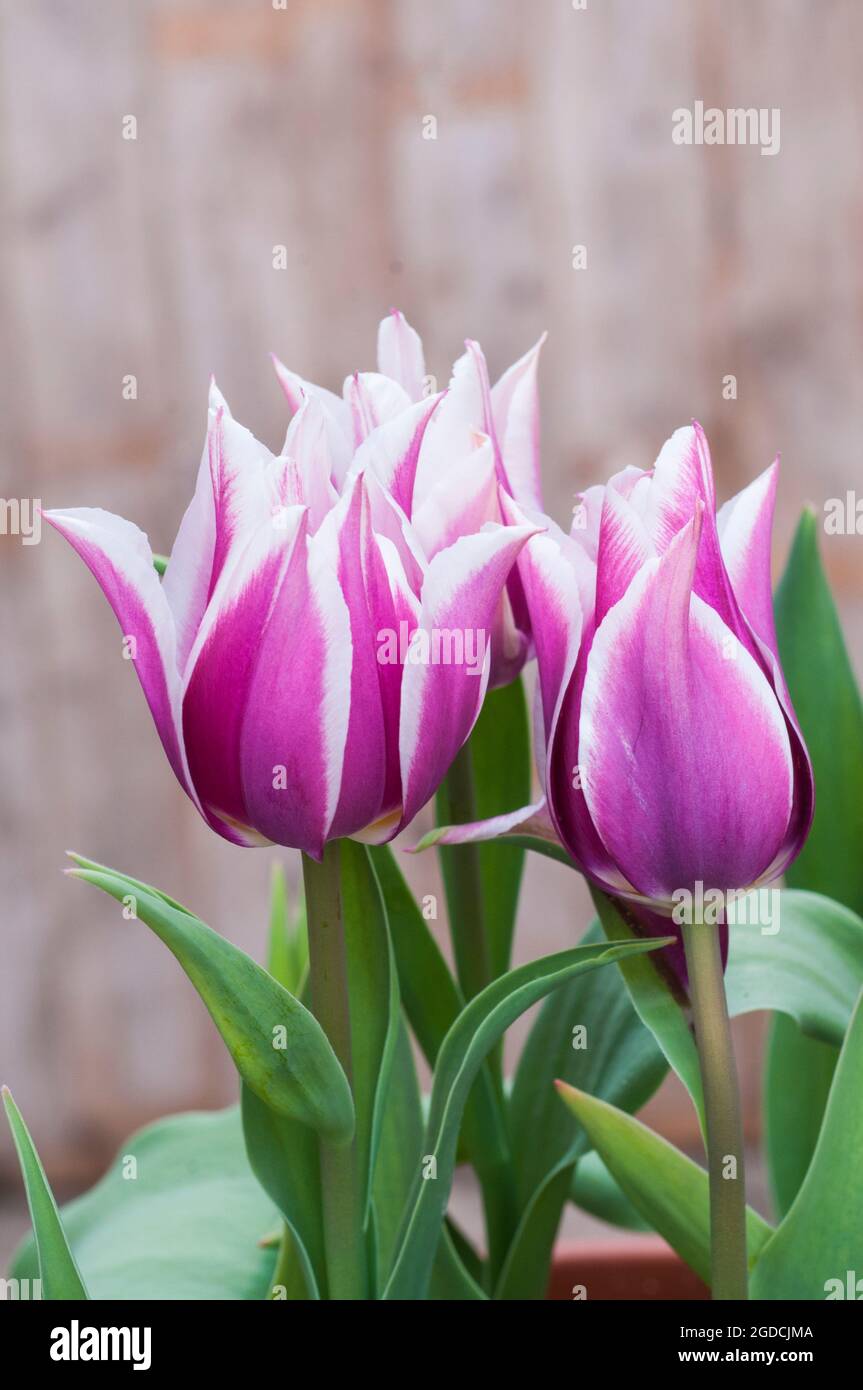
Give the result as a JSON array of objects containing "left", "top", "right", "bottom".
[
  {"left": 555, "top": 1083, "right": 773, "bottom": 1287},
  {"left": 497, "top": 919, "right": 667, "bottom": 1298},
  {"left": 765, "top": 511, "right": 863, "bottom": 1214},
  {"left": 775, "top": 509, "right": 863, "bottom": 912},
  {"left": 267, "top": 862, "right": 308, "bottom": 996},
  {"left": 570, "top": 1151, "right": 650, "bottom": 1231},
  {"left": 68, "top": 859, "right": 354, "bottom": 1145},
  {"left": 751, "top": 988, "right": 863, "bottom": 1299},
  {"left": 371, "top": 1019, "right": 424, "bottom": 1290},
  {"left": 591, "top": 890, "right": 704, "bottom": 1124},
  {"left": 10, "top": 1106, "right": 271, "bottom": 1300},
  {"left": 240, "top": 1084, "right": 326, "bottom": 1298},
  {"left": 152, "top": 553, "right": 168, "bottom": 576},
  {"left": 763, "top": 1016, "right": 838, "bottom": 1220},
  {"left": 369, "top": 844, "right": 461, "bottom": 1069},
  {"left": 725, "top": 889, "right": 863, "bottom": 1047},
  {"left": 382, "top": 934, "right": 672, "bottom": 1300},
  {"left": 468, "top": 676, "right": 531, "bottom": 978},
  {"left": 3, "top": 1087, "right": 89, "bottom": 1300}
]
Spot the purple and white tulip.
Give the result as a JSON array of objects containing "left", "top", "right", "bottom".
[
  {"left": 433, "top": 424, "right": 814, "bottom": 979},
  {"left": 45, "top": 314, "right": 541, "bottom": 858}
]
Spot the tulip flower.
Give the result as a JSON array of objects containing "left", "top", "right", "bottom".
[
  {"left": 430, "top": 423, "right": 814, "bottom": 971},
  {"left": 45, "top": 330, "right": 538, "bottom": 858},
  {"left": 427, "top": 421, "right": 814, "bottom": 1302}
]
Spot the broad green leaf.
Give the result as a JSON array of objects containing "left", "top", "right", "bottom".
[
  {"left": 241, "top": 1084, "right": 325, "bottom": 1298},
  {"left": 751, "top": 988, "right": 863, "bottom": 1299},
  {"left": 497, "top": 919, "right": 667, "bottom": 1298},
  {"left": 570, "top": 1151, "right": 650, "bottom": 1231},
  {"left": 766, "top": 512, "right": 863, "bottom": 1214},
  {"left": 556, "top": 1083, "right": 773, "bottom": 1287},
  {"left": 267, "top": 862, "right": 307, "bottom": 996},
  {"left": 763, "top": 1017, "right": 837, "bottom": 1220},
  {"left": 3, "top": 1088, "right": 89, "bottom": 1300},
  {"left": 10, "top": 1107, "right": 274, "bottom": 1300},
  {"left": 725, "top": 889, "right": 863, "bottom": 1047},
  {"left": 69, "top": 860, "right": 354, "bottom": 1145},
  {"left": 382, "top": 934, "right": 671, "bottom": 1300},
  {"left": 468, "top": 676, "right": 531, "bottom": 978}
]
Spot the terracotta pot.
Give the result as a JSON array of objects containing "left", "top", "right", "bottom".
[{"left": 548, "top": 1236, "right": 709, "bottom": 1301}]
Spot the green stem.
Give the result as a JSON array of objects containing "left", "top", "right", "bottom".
[
  {"left": 683, "top": 919, "right": 748, "bottom": 1300},
  {"left": 436, "top": 743, "right": 493, "bottom": 1000},
  {"left": 302, "top": 843, "right": 368, "bottom": 1300}
]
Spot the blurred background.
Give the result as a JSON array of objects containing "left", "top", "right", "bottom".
[{"left": 2, "top": 0, "right": 862, "bottom": 1262}]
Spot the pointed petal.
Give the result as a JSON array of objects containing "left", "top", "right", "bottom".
[
  {"left": 490, "top": 332, "right": 546, "bottom": 510},
  {"left": 45, "top": 507, "right": 188, "bottom": 789},
  {"left": 313, "top": 478, "right": 387, "bottom": 839},
  {"left": 182, "top": 508, "right": 351, "bottom": 854},
  {"left": 344, "top": 371, "right": 412, "bottom": 445},
  {"left": 411, "top": 432, "right": 498, "bottom": 558},
  {"left": 282, "top": 393, "right": 340, "bottom": 531},
  {"left": 594, "top": 485, "right": 654, "bottom": 627},
  {"left": 579, "top": 512, "right": 795, "bottom": 902},
  {"left": 348, "top": 392, "right": 442, "bottom": 518},
  {"left": 271, "top": 356, "right": 354, "bottom": 483},
  {"left": 397, "top": 522, "right": 537, "bottom": 828},
  {"left": 717, "top": 459, "right": 780, "bottom": 657},
  {"left": 377, "top": 309, "right": 427, "bottom": 401}
]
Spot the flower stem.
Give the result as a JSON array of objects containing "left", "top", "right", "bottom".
[
  {"left": 302, "top": 843, "right": 368, "bottom": 1300},
  {"left": 436, "top": 742, "right": 493, "bottom": 1000},
  {"left": 682, "top": 919, "right": 748, "bottom": 1300}
]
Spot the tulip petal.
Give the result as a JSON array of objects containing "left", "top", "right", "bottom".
[
  {"left": 182, "top": 507, "right": 351, "bottom": 855},
  {"left": 411, "top": 433, "right": 498, "bottom": 559},
  {"left": 344, "top": 372, "right": 412, "bottom": 445},
  {"left": 580, "top": 512, "right": 795, "bottom": 902},
  {"left": 717, "top": 459, "right": 780, "bottom": 657},
  {"left": 398, "top": 522, "right": 537, "bottom": 828},
  {"left": 349, "top": 393, "right": 442, "bottom": 518},
  {"left": 643, "top": 424, "right": 714, "bottom": 553},
  {"left": 377, "top": 309, "right": 427, "bottom": 401},
  {"left": 594, "top": 485, "right": 654, "bottom": 627},
  {"left": 490, "top": 333, "right": 546, "bottom": 511},
  {"left": 45, "top": 507, "right": 187, "bottom": 789},
  {"left": 313, "top": 479, "right": 388, "bottom": 840},
  {"left": 271, "top": 356, "right": 354, "bottom": 483},
  {"left": 282, "top": 393, "right": 340, "bottom": 531}
]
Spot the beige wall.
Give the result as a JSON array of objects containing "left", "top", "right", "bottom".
[{"left": 2, "top": 0, "right": 862, "bottom": 1189}]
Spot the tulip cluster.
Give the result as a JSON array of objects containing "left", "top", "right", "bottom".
[
  {"left": 48, "top": 314, "right": 813, "bottom": 935},
  {"left": 19, "top": 309, "right": 846, "bottom": 1312}
]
